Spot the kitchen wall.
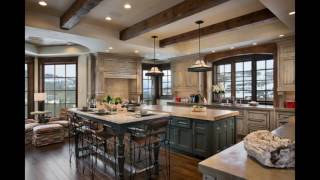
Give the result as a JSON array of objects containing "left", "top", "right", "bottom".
[{"left": 170, "top": 56, "right": 201, "bottom": 98}]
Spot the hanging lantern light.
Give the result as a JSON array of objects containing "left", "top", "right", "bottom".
[
  {"left": 188, "top": 20, "right": 212, "bottom": 72},
  {"left": 146, "top": 36, "right": 164, "bottom": 76}
]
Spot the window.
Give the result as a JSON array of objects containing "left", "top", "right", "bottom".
[
  {"left": 215, "top": 64, "right": 232, "bottom": 98},
  {"left": 235, "top": 61, "right": 252, "bottom": 101},
  {"left": 142, "top": 70, "right": 153, "bottom": 101},
  {"left": 162, "top": 70, "right": 172, "bottom": 96},
  {"left": 256, "top": 59, "right": 274, "bottom": 103},
  {"left": 44, "top": 64, "right": 77, "bottom": 116},
  {"left": 25, "top": 64, "right": 28, "bottom": 118},
  {"left": 213, "top": 54, "right": 274, "bottom": 105}
]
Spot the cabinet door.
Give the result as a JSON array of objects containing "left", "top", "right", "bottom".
[
  {"left": 213, "top": 121, "right": 227, "bottom": 153},
  {"left": 236, "top": 117, "right": 244, "bottom": 136},
  {"left": 176, "top": 127, "right": 193, "bottom": 153},
  {"left": 226, "top": 118, "right": 235, "bottom": 147},
  {"left": 193, "top": 121, "right": 209, "bottom": 157},
  {"left": 278, "top": 39, "right": 295, "bottom": 91},
  {"left": 168, "top": 126, "right": 177, "bottom": 146}
]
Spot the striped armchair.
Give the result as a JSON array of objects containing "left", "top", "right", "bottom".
[{"left": 25, "top": 119, "right": 39, "bottom": 145}]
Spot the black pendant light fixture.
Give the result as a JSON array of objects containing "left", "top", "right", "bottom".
[
  {"left": 188, "top": 20, "right": 212, "bottom": 72},
  {"left": 146, "top": 36, "right": 164, "bottom": 76}
]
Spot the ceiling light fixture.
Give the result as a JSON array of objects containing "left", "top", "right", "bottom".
[
  {"left": 289, "top": 11, "right": 295, "bottom": 15},
  {"left": 105, "top": 16, "right": 112, "bottom": 21},
  {"left": 38, "top": 1, "right": 47, "bottom": 6},
  {"left": 188, "top": 20, "right": 211, "bottom": 72},
  {"left": 124, "top": 3, "right": 132, "bottom": 9},
  {"left": 108, "top": 46, "right": 113, "bottom": 50},
  {"left": 211, "top": 50, "right": 215, "bottom": 53},
  {"left": 279, "top": 34, "right": 285, "bottom": 37},
  {"left": 134, "top": 50, "right": 139, "bottom": 53},
  {"left": 230, "top": 46, "right": 235, "bottom": 49},
  {"left": 252, "top": 42, "right": 257, "bottom": 46},
  {"left": 146, "top": 36, "right": 164, "bottom": 76}
]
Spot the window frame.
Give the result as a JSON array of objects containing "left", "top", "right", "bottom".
[
  {"left": 25, "top": 56, "right": 34, "bottom": 118},
  {"left": 160, "top": 69, "right": 172, "bottom": 98},
  {"left": 142, "top": 69, "right": 153, "bottom": 102},
  {"left": 39, "top": 57, "right": 78, "bottom": 116},
  {"left": 213, "top": 54, "right": 276, "bottom": 105}
]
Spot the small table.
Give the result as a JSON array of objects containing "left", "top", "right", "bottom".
[{"left": 30, "top": 111, "right": 52, "bottom": 123}]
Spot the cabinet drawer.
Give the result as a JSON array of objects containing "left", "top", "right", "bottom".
[
  {"left": 170, "top": 117, "right": 191, "bottom": 128},
  {"left": 276, "top": 112, "right": 294, "bottom": 120},
  {"left": 247, "top": 111, "right": 269, "bottom": 123},
  {"left": 247, "top": 123, "right": 268, "bottom": 133}
]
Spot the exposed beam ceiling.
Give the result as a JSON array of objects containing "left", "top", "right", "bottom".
[
  {"left": 159, "top": 8, "right": 276, "bottom": 47},
  {"left": 60, "top": 0, "right": 103, "bottom": 30},
  {"left": 119, "top": 0, "right": 230, "bottom": 41}
]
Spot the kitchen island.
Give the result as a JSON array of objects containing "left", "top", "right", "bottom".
[
  {"left": 198, "top": 117, "right": 295, "bottom": 180},
  {"left": 68, "top": 108, "right": 170, "bottom": 180},
  {"left": 142, "top": 105, "right": 239, "bottom": 158}
]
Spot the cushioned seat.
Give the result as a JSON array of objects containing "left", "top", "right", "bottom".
[
  {"left": 48, "top": 120, "right": 69, "bottom": 137},
  {"left": 32, "top": 124, "right": 64, "bottom": 147}
]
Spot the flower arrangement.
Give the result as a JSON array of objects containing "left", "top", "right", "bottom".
[{"left": 212, "top": 83, "right": 225, "bottom": 94}]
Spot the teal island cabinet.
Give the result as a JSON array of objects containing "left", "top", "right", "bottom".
[{"left": 141, "top": 105, "right": 239, "bottom": 158}]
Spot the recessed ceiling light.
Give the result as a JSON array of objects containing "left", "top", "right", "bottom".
[
  {"left": 134, "top": 50, "right": 139, "bottom": 53},
  {"left": 211, "top": 50, "right": 215, "bottom": 53},
  {"left": 252, "top": 42, "right": 257, "bottom": 46},
  {"left": 105, "top": 16, "right": 112, "bottom": 21},
  {"left": 124, "top": 3, "right": 132, "bottom": 9},
  {"left": 279, "top": 34, "right": 285, "bottom": 37},
  {"left": 289, "top": 11, "right": 295, "bottom": 15},
  {"left": 108, "top": 47, "right": 113, "bottom": 50},
  {"left": 230, "top": 46, "right": 234, "bottom": 50},
  {"left": 38, "top": 1, "right": 47, "bottom": 6}
]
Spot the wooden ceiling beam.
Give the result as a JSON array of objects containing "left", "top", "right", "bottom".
[
  {"left": 60, "top": 0, "right": 103, "bottom": 30},
  {"left": 120, "top": 0, "right": 230, "bottom": 41},
  {"left": 159, "top": 8, "right": 276, "bottom": 47}
]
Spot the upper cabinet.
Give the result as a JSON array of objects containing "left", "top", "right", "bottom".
[{"left": 277, "top": 37, "right": 295, "bottom": 91}]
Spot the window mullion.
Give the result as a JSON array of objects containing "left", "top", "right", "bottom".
[
  {"left": 252, "top": 60, "right": 257, "bottom": 102},
  {"left": 231, "top": 62, "right": 235, "bottom": 99}
]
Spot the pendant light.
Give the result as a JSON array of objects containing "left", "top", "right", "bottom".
[
  {"left": 146, "top": 36, "right": 164, "bottom": 76},
  {"left": 188, "top": 20, "right": 212, "bottom": 72}
]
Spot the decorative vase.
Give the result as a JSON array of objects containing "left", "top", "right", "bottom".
[{"left": 214, "top": 93, "right": 223, "bottom": 103}]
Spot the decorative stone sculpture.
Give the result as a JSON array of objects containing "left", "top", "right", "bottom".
[{"left": 243, "top": 130, "right": 295, "bottom": 168}]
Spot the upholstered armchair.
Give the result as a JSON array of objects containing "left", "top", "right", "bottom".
[
  {"left": 48, "top": 108, "right": 69, "bottom": 137},
  {"left": 25, "top": 119, "right": 39, "bottom": 145}
]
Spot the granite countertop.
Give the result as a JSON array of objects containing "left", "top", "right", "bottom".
[
  {"left": 198, "top": 117, "right": 295, "bottom": 180},
  {"left": 167, "top": 101, "right": 295, "bottom": 112},
  {"left": 68, "top": 108, "right": 170, "bottom": 125},
  {"left": 141, "top": 105, "right": 239, "bottom": 121}
]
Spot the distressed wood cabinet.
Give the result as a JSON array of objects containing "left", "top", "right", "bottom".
[
  {"left": 277, "top": 38, "right": 295, "bottom": 92},
  {"left": 168, "top": 116, "right": 236, "bottom": 158},
  {"left": 247, "top": 110, "right": 270, "bottom": 133},
  {"left": 275, "top": 110, "right": 295, "bottom": 128}
]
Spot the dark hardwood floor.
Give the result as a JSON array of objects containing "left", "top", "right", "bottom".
[{"left": 25, "top": 140, "right": 203, "bottom": 180}]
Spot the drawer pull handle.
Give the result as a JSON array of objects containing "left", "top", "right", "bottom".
[{"left": 177, "top": 122, "right": 189, "bottom": 126}]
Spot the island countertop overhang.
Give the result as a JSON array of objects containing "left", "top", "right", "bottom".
[{"left": 141, "top": 105, "right": 239, "bottom": 121}]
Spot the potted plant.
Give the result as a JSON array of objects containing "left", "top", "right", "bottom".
[{"left": 212, "top": 83, "right": 225, "bottom": 103}]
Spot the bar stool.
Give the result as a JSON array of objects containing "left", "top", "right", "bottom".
[
  {"left": 80, "top": 119, "right": 118, "bottom": 179},
  {"left": 127, "top": 118, "right": 170, "bottom": 179}
]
